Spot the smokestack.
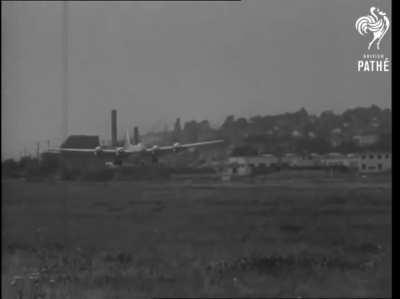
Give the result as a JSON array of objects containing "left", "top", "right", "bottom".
[
  {"left": 111, "top": 109, "right": 117, "bottom": 146},
  {"left": 134, "top": 126, "right": 139, "bottom": 145}
]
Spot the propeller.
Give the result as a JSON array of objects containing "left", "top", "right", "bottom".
[
  {"left": 94, "top": 146, "right": 103, "bottom": 156},
  {"left": 173, "top": 142, "right": 181, "bottom": 152},
  {"left": 150, "top": 145, "right": 159, "bottom": 153},
  {"left": 149, "top": 145, "right": 160, "bottom": 163}
]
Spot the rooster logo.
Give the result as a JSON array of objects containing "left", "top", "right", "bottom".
[{"left": 355, "top": 7, "right": 390, "bottom": 50}]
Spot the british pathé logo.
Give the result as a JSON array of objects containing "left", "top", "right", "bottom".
[
  {"left": 355, "top": 7, "right": 390, "bottom": 72},
  {"left": 355, "top": 7, "right": 390, "bottom": 50}
]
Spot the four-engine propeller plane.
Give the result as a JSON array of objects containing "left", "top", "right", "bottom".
[{"left": 50, "top": 129, "right": 224, "bottom": 167}]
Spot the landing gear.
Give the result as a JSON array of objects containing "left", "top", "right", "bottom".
[
  {"left": 114, "top": 159, "right": 123, "bottom": 166},
  {"left": 151, "top": 155, "right": 159, "bottom": 164}
]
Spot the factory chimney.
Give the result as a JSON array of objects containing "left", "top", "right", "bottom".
[
  {"left": 133, "top": 126, "right": 139, "bottom": 145},
  {"left": 111, "top": 109, "right": 117, "bottom": 146}
]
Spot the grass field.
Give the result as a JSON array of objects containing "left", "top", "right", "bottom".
[{"left": 2, "top": 174, "right": 391, "bottom": 298}]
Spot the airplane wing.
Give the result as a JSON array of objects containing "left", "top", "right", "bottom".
[
  {"left": 162, "top": 139, "right": 224, "bottom": 150},
  {"left": 145, "top": 139, "right": 224, "bottom": 155},
  {"left": 48, "top": 148, "right": 117, "bottom": 154},
  {"left": 47, "top": 139, "right": 223, "bottom": 162}
]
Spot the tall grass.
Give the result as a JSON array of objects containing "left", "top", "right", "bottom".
[{"left": 2, "top": 178, "right": 391, "bottom": 298}]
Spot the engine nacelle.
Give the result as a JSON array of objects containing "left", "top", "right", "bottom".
[
  {"left": 173, "top": 142, "right": 181, "bottom": 152},
  {"left": 151, "top": 145, "right": 159, "bottom": 152},
  {"left": 136, "top": 143, "right": 145, "bottom": 151},
  {"left": 115, "top": 147, "right": 124, "bottom": 156},
  {"left": 94, "top": 146, "right": 103, "bottom": 156}
]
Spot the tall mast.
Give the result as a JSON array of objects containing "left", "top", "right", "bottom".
[
  {"left": 61, "top": 0, "right": 69, "bottom": 251},
  {"left": 62, "top": 1, "right": 69, "bottom": 140}
]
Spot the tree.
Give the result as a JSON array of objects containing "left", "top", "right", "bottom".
[
  {"left": 19, "top": 156, "right": 34, "bottom": 169},
  {"left": 182, "top": 120, "right": 199, "bottom": 143},
  {"left": 2, "top": 159, "right": 19, "bottom": 177},
  {"left": 236, "top": 118, "right": 248, "bottom": 127},
  {"left": 173, "top": 118, "right": 182, "bottom": 141},
  {"left": 231, "top": 145, "right": 258, "bottom": 156},
  {"left": 221, "top": 115, "right": 235, "bottom": 130},
  {"left": 40, "top": 152, "right": 60, "bottom": 173},
  {"left": 334, "top": 141, "right": 361, "bottom": 153},
  {"left": 197, "top": 120, "right": 214, "bottom": 140}
]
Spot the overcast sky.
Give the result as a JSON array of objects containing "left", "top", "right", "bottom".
[{"left": 2, "top": 1, "right": 391, "bottom": 158}]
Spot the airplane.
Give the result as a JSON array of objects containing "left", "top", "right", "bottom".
[{"left": 49, "top": 129, "right": 224, "bottom": 166}]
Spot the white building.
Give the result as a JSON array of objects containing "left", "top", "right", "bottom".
[
  {"left": 226, "top": 154, "right": 279, "bottom": 176},
  {"left": 291, "top": 130, "right": 302, "bottom": 138},
  {"left": 331, "top": 128, "right": 342, "bottom": 134},
  {"left": 281, "top": 153, "right": 299, "bottom": 166},
  {"left": 321, "top": 153, "right": 359, "bottom": 169},
  {"left": 358, "top": 152, "right": 391, "bottom": 173},
  {"left": 281, "top": 153, "right": 322, "bottom": 167},
  {"left": 308, "top": 131, "right": 316, "bottom": 139}
]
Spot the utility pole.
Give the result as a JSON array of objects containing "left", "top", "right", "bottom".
[
  {"left": 62, "top": 0, "right": 69, "bottom": 251},
  {"left": 62, "top": 1, "right": 69, "bottom": 140},
  {"left": 105, "top": 111, "right": 108, "bottom": 146},
  {"left": 36, "top": 142, "right": 40, "bottom": 161}
]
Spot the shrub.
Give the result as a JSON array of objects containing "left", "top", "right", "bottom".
[
  {"left": 25, "top": 164, "right": 41, "bottom": 177},
  {"left": 116, "top": 165, "right": 171, "bottom": 180},
  {"left": 171, "top": 167, "right": 215, "bottom": 175},
  {"left": 59, "top": 167, "right": 81, "bottom": 181},
  {"left": 2, "top": 159, "right": 20, "bottom": 178},
  {"left": 80, "top": 168, "right": 115, "bottom": 181},
  {"left": 39, "top": 153, "right": 60, "bottom": 174},
  {"left": 21, "top": 158, "right": 42, "bottom": 179}
]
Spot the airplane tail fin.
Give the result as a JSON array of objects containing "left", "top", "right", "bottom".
[{"left": 124, "top": 129, "right": 132, "bottom": 147}]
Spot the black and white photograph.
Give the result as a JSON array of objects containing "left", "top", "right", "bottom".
[{"left": 2, "top": 1, "right": 391, "bottom": 298}]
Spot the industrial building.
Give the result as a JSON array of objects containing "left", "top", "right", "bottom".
[
  {"left": 59, "top": 109, "right": 120, "bottom": 172},
  {"left": 358, "top": 152, "right": 391, "bottom": 173},
  {"left": 60, "top": 135, "right": 104, "bottom": 172}
]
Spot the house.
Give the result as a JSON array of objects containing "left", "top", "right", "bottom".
[
  {"left": 345, "top": 154, "right": 361, "bottom": 169},
  {"left": 225, "top": 154, "right": 279, "bottom": 176},
  {"left": 330, "top": 135, "right": 345, "bottom": 148},
  {"left": 291, "top": 130, "right": 302, "bottom": 138},
  {"left": 353, "top": 134, "right": 379, "bottom": 147},
  {"left": 332, "top": 128, "right": 342, "bottom": 134},
  {"left": 321, "top": 153, "right": 358, "bottom": 169},
  {"left": 370, "top": 117, "right": 380, "bottom": 128},
  {"left": 281, "top": 153, "right": 321, "bottom": 168},
  {"left": 308, "top": 131, "right": 316, "bottom": 139},
  {"left": 358, "top": 152, "right": 391, "bottom": 173},
  {"left": 280, "top": 153, "right": 298, "bottom": 167}
]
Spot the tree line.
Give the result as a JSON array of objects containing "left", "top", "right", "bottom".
[{"left": 145, "top": 105, "right": 391, "bottom": 155}]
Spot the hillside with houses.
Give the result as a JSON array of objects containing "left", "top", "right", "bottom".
[{"left": 142, "top": 105, "right": 391, "bottom": 155}]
